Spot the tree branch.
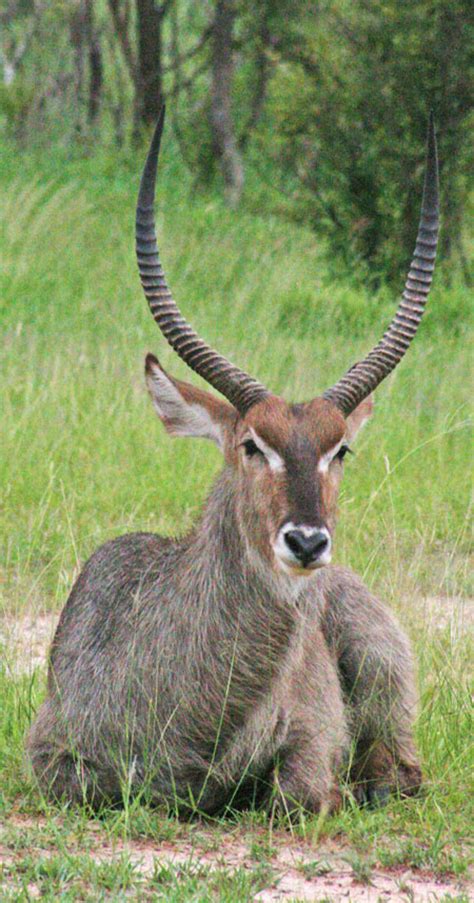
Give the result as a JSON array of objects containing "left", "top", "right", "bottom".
[
  {"left": 158, "top": 0, "right": 174, "bottom": 19},
  {"left": 166, "top": 58, "right": 209, "bottom": 99},
  {"left": 1, "top": 0, "right": 46, "bottom": 83},
  {"left": 107, "top": 0, "right": 137, "bottom": 84},
  {"left": 162, "top": 24, "right": 212, "bottom": 74},
  {"left": 239, "top": 6, "right": 273, "bottom": 150}
]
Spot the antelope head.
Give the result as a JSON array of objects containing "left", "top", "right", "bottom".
[{"left": 137, "top": 109, "right": 439, "bottom": 577}]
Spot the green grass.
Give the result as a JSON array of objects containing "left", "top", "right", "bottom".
[
  {"left": 0, "top": 139, "right": 472, "bottom": 898},
  {"left": 1, "top": 853, "right": 274, "bottom": 901}
]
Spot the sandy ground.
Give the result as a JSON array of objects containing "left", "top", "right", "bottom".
[
  {"left": 0, "top": 817, "right": 470, "bottom": 902},
  {"left": 1, "top": 597, "right": 472, "bottom": 901},
  {"left": 1, "top": 612, "right": 57, "bottom": 675}
]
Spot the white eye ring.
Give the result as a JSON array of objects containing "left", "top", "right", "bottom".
[
  {"left": 242, "top": 429, "right": 285, "bottom": 473},
  {"left": 317, "top": 439, "right": 349, "bottom": 473}
]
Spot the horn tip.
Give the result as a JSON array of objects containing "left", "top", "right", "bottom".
[
  {"left": 423, "top": 110, "right": 439, "bottom": 213},
  {"left": 157, "top": 104, "right": 166, "bottom": 131},
  {"left": 427, "top": 111, "right": 437, "bottom": 156}
]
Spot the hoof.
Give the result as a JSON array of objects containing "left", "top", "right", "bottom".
[
  {"left": 366, "top": 784, "right": 390, "bottom": 808},
  {"left": 352, "top": 782, "right": 390, "bottom": 809}
]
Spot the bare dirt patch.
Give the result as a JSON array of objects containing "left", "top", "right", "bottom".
[
  {"left": 414, "top": 593, "right": 473, "bottom": 634},
  {"left": 0, "top": 817, "right": 471, "bottom": 901},
  {"left": 0, "top": 612, "right": 57, "bottom": 674}
]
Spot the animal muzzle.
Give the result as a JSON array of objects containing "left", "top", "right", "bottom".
[{"left": 273, "top": 523, "right": 332, "bottom": 574}]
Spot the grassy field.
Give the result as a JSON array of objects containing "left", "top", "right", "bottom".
[{"left": 0, "top": 138, "right": 472, "bottom": 900}]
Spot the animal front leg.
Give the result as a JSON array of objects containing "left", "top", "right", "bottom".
[
  {"left": 266, "top": 627, "right": 348, "bottom": 818},
  {"left": 321, "top": 567, "right": 422, "bottom": 805},
  {"left": 267, "top": 735, "right": 343, "bottom": 818}
]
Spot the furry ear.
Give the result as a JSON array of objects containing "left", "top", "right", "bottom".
[
  {"left": 345, "top": 395, "right": 374, "bottom": 442},
  {"left": 145, "top": 354, "right": 236, "bottom": 449}
]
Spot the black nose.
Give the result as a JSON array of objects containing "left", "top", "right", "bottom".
[{"left": 284, "top": 529, "right": 329, "bottom": 567}]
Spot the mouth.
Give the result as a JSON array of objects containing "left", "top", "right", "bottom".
[{"left": 274, "top": 552, "right": 331, "bottom": 577}]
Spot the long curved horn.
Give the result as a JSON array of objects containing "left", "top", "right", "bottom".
[
  {"left": 323, "top": 114, "right": 439, "bottom": 416},
  {"left": 135, "top": 107, "right": 270, "bottom": 415}
]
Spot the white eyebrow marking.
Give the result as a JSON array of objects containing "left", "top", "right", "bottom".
[
  {"left": 317, "top": 438, "right": 345, "bottom": 474},
  {"left": 249, "top": 428, "right": 285, "bottom": 473}
]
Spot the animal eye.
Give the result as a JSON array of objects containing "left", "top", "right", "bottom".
[
  {"left": 242, "top": 439, "right": 263, "bottom": 458},
  {"left": 335, "top": 444, "right": 352, "bottom": 462}
]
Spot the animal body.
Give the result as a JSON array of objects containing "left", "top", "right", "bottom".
[{"left": 28, "top": 110, "right": 439, "bottom": 816}]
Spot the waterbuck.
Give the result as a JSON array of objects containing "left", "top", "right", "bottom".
[{"left": 28, "top": 110, "right": 439, "bottom": 816}]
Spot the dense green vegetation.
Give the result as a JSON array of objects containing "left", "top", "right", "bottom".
[{"left": 2, "top": 0, "right": 472, "bottom": 280}]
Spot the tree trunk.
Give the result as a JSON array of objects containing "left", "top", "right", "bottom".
[
  {"left": 107, "top": 31, "right": 126, "bottom": 146},
  {"left": 85, "top": 0, "right": 103, "bottom": 125},
  {"left": 135, "top": 0, "right": 163, "bottom": 130},
  {"left": 70, "top": 1, "right": 88, "bottom": 135},
  {"left": 210, "top": 0, "right": 244, "bottom": 206},
  {"left": 240, "top": 2, "right": 272, "bottom": 150}
]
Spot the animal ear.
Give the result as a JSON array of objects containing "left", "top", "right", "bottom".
[
  {"left": 345, "top": 395, "right": 374, "bottom": 442},
  {"left": 145, "top": 354, "right": 236, "bottom": 449}
]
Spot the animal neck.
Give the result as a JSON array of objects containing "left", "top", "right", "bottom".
[
  {"left": 180, "top": 469, "right": 306, "bottom": 684},
  {"left": 191, "top": 467, "right": 305, "bottom": 605},
  {"left": 166, "top": 468, "right": 306, "bottom": 737}
]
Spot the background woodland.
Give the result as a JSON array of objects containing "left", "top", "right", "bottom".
[{"left": 1, "top": 0, "right": 472, "bottom": 281}]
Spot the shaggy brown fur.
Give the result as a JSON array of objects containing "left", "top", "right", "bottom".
[{"left": 27, "top": 370, "right": 421, "bottom": 815}]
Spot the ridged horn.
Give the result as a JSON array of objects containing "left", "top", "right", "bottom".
[
  {"left": 136, "top": 106, "right": 270, "bottom": 415},
  {"left": 323, "top": 113, "right": 439, "bottom": 416}
]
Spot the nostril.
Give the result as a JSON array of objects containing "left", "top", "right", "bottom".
[
  {"left": 284, "top": 529, "right": 330, "bottom": 565},
  {"left": 312, "top": 533, "right": 329, "bottom": 555},
  {"left": 284, "top": 530, "right": 304, "bottom": 557}
]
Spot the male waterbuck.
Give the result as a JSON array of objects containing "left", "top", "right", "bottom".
[{"left": 28, "top": 110, "right": 439, "bottom": 816}]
